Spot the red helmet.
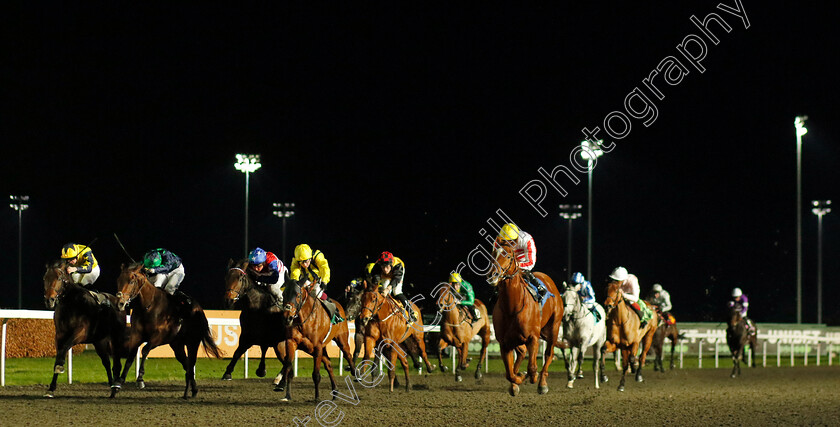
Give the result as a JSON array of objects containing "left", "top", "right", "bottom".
[{"left": 377, "top": 251, "right": 394, "bottom": 265}]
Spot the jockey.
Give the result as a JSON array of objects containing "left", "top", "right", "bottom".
[
  {"left": 571, "top": 272, "right": 600, "bottom": 322},
  {"left": 649, "top": 283, "right": 673, "bottom": 322},
  {"left": 494, "top": 223, "right": 547, "bottom": 301},
  {"left": 368, "top": 251, "right": 416, "bottom": 322},
  {"left": 290, "top": 244, "right": 341, "bottom": 323},
  {"left": 60, "top": 243, "right": 100, "bottom": 288},
  {"left": 729, "top": 287, "right": 755, "bottom": 334},
  {"left": 246, "top": 247, "right": 286, "bottom": 307},
  {"left": 449, "top": 272, "right": 480, "bottom": 322},
  {"left": 142, "top": 248, "right": 185, "bottom": 295},
  {"left": 610, "top": 266, "right": 647, "bottom": 327},
  {"left": 346, "top": 262, "right": 375, "bottom": 295}
]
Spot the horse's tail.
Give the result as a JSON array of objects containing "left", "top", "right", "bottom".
[{"left": 196, "top": 312, "right": 225, "bottom": 359}]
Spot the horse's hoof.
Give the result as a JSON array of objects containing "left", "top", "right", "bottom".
[
  {"left": 192, "top": 389, "right": 198, "bottom": 398},
  {"left": 566, "top": 381, "right": 574, "bottom": 389},
  {"left": 274, "top": 385, "right": 285, "bottom": 392},
  {"left": 136, "top": 380, "right": 145, "bottom": 390},
  {"left": 730, "top": 374, "right": 736, "bottom": 379},
  {"left": 441, "top": 366, "right": 449, "bottom": 373},
  {"left": 344, "top": 365, "right": 352, "bottom": 372},
  {"left": 221, "top": 373, "right": 232, "bottom": 381},
  {"left": 509, "top": 384, "right": 520, "bottom": 397},
  {"left": 54, "top": 365, "right": 65, "bottom": 374},
  {"left": 475, "top": 371, "right": 482, "bottom": 380},
  {"left": 256, "top": 367, "right": 266, "bottom": 378},
  {"left": 44, "top": 391, "right": 55, "bottom": 398},
  {"left": 538, "top": 385, "right": 549, "bottom": 395},
  {"left": 601, "top": 375, "right": 609, "bottom": 383},
  {"left": 635, "top": 375, "right": 644, "bottom": 383},
  {"left": 617, "top": 385, "right": 625, "bottom": 392},
  {"left": 455, "top": 375, "right": 463, "bottom": 382},
  {"left": 576, "top": 373, "right": 584, "bottom": 379}
]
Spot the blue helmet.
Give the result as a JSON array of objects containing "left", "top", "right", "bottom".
[
  {"left": 571, "top": 272, "right": 585, "bottom": 285},
  {"left": 249, "top": 247, "right": 267, "bottom": 264}
]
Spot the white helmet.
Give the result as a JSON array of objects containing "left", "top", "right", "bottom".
[
  {"left": 732, "top": 287, "right": 742, "bottom": 297},
  {"left": 652, "top": 283, "right": 663, "bottom": 292},
  {"left": 609, "top": 266, "right": 628, "bottom": 282}
]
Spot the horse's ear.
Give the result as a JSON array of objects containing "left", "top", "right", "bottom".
[
  {"left": 120, "top": 263, "right": 125, "bottom": 271},
  {"left": 227, "top": 259, "right": 234, "bottom": 269}
]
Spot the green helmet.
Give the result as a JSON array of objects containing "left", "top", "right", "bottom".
[{"left": 144, "top": 251, "right": 162, "bottom": 269}]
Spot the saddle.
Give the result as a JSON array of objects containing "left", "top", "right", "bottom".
[
  {"left": 524, "top": 279, "right": 553, "bottom": 308},
  {"left": 387, "top": 295, "right": 414, "bottom": 324},
  {"left": 86, "top": 290, "right": 111, "bottom": 308},
  {"left": 170, "top": 291, "right": 193, "bottom": 319}
]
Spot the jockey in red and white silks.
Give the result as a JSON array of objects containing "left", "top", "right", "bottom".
[
  {"left": 494, "top": 225, "right": 536, "bottom": 272},
  {"left": 621, "top": 274, "right": 641, "bottom": 303}
]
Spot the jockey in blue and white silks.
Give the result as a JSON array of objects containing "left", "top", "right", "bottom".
[{"left": 571, "top": 272, "right": 600, "bottom": 321}]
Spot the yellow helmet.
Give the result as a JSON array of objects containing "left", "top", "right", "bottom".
[
  {"left": 61, "top": 244, "right": 78, "bottom": 259},
  {"left": 449, "top": 272, "right": 462, "bottom": 283},
  {"left": 294, "top": 244, "right": 313, "bottom": 261},
  {"left": 498, "top": 223, "right": 520, "bottom": 241}
]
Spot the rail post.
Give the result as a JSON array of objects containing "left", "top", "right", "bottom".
[
  {"left": 762, "top": 341, "right": 767, "bottom": 367},
  {"left": 698, "top": 339, "right": 703, "bottom": 369}
]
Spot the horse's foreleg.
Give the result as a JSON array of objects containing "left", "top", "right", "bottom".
[
  {"left": 351, "top": 330, "right": 364, "bottom": 369},
  {"left": 332, "top": 334, "right": 357, "bottom": 380},
  {"left": 500, "top": 346, "right": 522, "bottom": 396},
  {"left": 512, "top": 345, "right": 527, "bottom": 381},
  {"left": 475, "top": 327, "right": 491, "bottom": 381},
  {"left": 311, "top": 346, "right": 323, "bottom": 401},
  {"left": 525, "top": 335, "right": 539, "bottom": 385},
  {"left": 136, "top": 342, "right": 155, "bottom": 389},
  {"left": 393, "top": 346, "right": 411, "bottom": 392},
  {"left": 669, "top": 335, "right": 677, "bottom": 370},
  {"left": 257, "top": 345, "right": 268, "bottom": 377},
  {"left": 183, "top": 342, "right": 200, "bottom": 399},
  {"left": 566, "top": 346, "right": 578, "bottom": 388},
  {"left": 92, "top": 340, "right": 114, "bottom": 390},
  {"left": 222, "top": 342, "right": 250, "bottom": 380},
  {"left": 437, "top": 339, "right": 448, "bottom": 373},
  {"left": 280, "top": 341, "right": 298, "bottom": 401},
  {"left": 46, "top": 333, "right": 75, "bottom": 397}
]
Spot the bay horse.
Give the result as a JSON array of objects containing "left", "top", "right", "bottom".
[
  {"left": 647, "top": 304, "right": 680, "bottom": 372},
  {"left": 222, "top": 259, "right": 287, "bottom": 383},
  {"left": 116, "top": 263, "right": 223, "bottom": 399},
  {"left": 434, "top": 282, "right": 491, "bottom": 382},
  {"left": 726, "top": 307, "right": 756, "bottom": 378},
  {"left": 43, "top": 261, "right": 126, "bottom": 398},
  {"left": 358, "top": 287, "right": 436, "bottom": 392},
  {"left": 488, "top": 244, "right": 563, "bottom": 396},
  {"left": 603, "top": 280, "right": 659, "bottom": 391},
  {"left": 276, "top": 282, "right": 356, "bottom": 401},
  {"left": 561, "top": 283, "right": 607, "bottom": 389}
]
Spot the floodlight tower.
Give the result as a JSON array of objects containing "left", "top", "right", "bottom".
[
  {"left": 559, "top": 204, "right": 583, "bottom": 279},
  {"left": 812, "top": 200, "right": 831, "bottom": 324},
  {"left": 235, "top": 154, "right": 261, "bottom": 256},
  {"left": 10, "top": 195, "right": 29, "bottom": 308},
  {"left": 580, "top": 140, "right": 604, "bottom": 281},
  {"left": 794, "top": 116, "right": 807, "bottom": 323},
  {"left": 272, "top": 202, "right": 296, "bottom": 262}
]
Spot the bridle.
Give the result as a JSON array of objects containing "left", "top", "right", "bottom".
[
  {"left": 359, "top": 290, "right": 387, "bottom": 325},
  {"left": 489, "top": 246, "right": 528, "bottom": 316},
  {"left": 225, "top": 267, "right": 250, "bottom": 303},
  {"left": 117, "top": 268, "right": 152, "bottom": 310},
  {"left": 284, "top": 283, "right": 317, "bottom": 326},
  {"left": 438, "top": 283, "right": 469, "bottom": 326},
  {"left": 45, "top": 266, "right": 73, "bottom": 303},
  {"left": 563, "top": 287, "right": 588, "bottom": 321}
]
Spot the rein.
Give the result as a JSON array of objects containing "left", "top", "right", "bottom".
[
  {"left": 438, "top": 286, "right": 469, "bottom": 327},
  {"left": 226, "top": 267, "right": 250, "bottom": 301}
]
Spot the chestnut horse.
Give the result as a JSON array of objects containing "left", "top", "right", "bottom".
[
  {"left": 726, "top": 307, "right": 756, "bottom": 378},
  {"left": 434, "top": 282, "right": 491, "bottom": 382},
  {"left": 222, "top": 259, "right": 286, "bottom": 383},
  {"left": 488, "top": 244, "right": 563, "bottom": 396},
  {"left": 358, "top": 288, "right": 436, "bottom": 392},
  {"left": 116, "top": 263, "right": 223, "bottom": 399},
  {"left": 276, "top": 282, "right": 356, "bottom": 401},
  {"left": 43, "top": 261, "right": 126, "bottom": 398},
  {"left": 603, "top": 281, "right": 659, "bottom": 391}
]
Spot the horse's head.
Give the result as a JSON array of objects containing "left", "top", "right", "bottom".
[
  {"left": 603, "top": 280, "right": 623, "bottom": 316},
  {"left": 435, "top": 282, "right": 459, "bottom": 314},
  {"left": 562, "top": 283, "right": 579, "bottom": 322},
  {"left": 116, "top": 263, "right": 147, "bottom": 311},
  {"left": 224, "top": 259, "right": 251, "bottom": 309},
  {"left": 359, "top": 288, "right": 384, "bottom": 327},
  {"left": 344, "top": 286, "right": 364, "bottom": 320},
  {"left": 487, "top": 244, "right": 518, "bottom": 286},
  {"left": 728, "top": 306, "right": 743, "bottom": 327},
  {"left": 43, "top": 261, "right": 71, "bottom": 309},
  {"left": 281, "top": 282, "right": 305, "bottom": 327}
]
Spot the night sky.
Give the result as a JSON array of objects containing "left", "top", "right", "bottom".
[{"left": 3, "top": 2, "right": 838, "bottom": 324}]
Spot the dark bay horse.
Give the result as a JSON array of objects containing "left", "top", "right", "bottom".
[
  {"left": 435, "top": 282, "right": 491, "bottom": 382},
  {"left": 43, "top": 261, "right": 126, "bottom": 398},
  {"left": 604, "top": 281, "right": 659, "bottom": 391},
  {"left": 277, "top": 282, "right": 356, "bottom": 401},
  {"left": 116, "top": 263, "right": 223, "bottom": 399},
  {"left": 222, "top": 259, "right": 287, "bottom": 382},
  {"left": 647, "top": 304, "right": 680, "bottom": 372},
  {"left": 726, "top": 307, "right": 756, "bottom": 378},
  {"left": 358, "top": 288, "right": 436, "bottom": 392},
  {"left": 488, "top": 245, "right": 563, "bottom": 396}
]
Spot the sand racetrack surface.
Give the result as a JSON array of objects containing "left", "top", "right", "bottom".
[{"left": 1, "top": 365, "right": 838, "bottom": 426}]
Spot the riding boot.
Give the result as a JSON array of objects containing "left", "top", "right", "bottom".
[
  {"left": 322, "top": 299, "right": 343, "bottom": 324},
  {"left": 397, "top": 294, "right": 416, "bottom": 322},
  {"left": 525, "top": 271, "right": 546, "bottom": 300},
  {"left": 462, "top": 305, "right": 474, "bottom": 323},
  {"left": 590, "top": 306, "right": 601, "bottom": 322},
  {"left": 473, "top": 306, "right": 481, "bottom": 321},
  {"left": 629, "top": 301, "right": 646, "bottom": 327}
]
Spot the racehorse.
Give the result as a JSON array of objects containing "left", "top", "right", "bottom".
[
  {"left": 435, "top": 282, "right": 491, "bottom": 382},
  {"left": 561, "top": 283, "right": 607, "bottom": 389},
  {"left": 603, "top": 280, "right": 659, "bottom": 391},
  {"left": 358, "top": 287, "right": 436, "bottom": 392},
  {"left": 43, "top": 261, "right": 126, "bottom": 398},
  {"left": 488, "top": 244, "right": 563, "bottom": 396},
  {"left": 222, "top": 259, "right": 286, "bottom": 383},
  {"left": 277, "top": 281, "right": 357, "bottom": 401},
  {"left": 726, "top": 306, "right": 756, "bottom": 378},
  {"left": 116, "top": 263, "right": 223, "bottom": 399},
  {"left": 647, "top": 305, "right": 680, "bottom": 372}
]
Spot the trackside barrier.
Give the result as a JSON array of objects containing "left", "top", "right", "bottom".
[{"left": 4, "top": 310, "right": 840, "bottom": 386}]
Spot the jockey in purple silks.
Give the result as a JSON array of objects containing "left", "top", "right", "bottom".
[{"left": 728, "top": 287, "right": 755, "bottom": 334}]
